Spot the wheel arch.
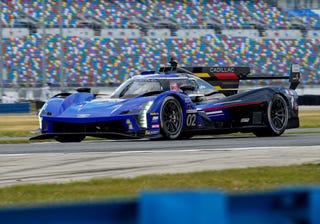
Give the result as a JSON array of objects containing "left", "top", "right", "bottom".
[
  {"left": 153, "top": 92, "right": 189, "bottom": 117},
  {"left": 158, "top": 94, "right": 184, "bottom": 139},
  {"left": 277, "top": 91, "right": 290, "bottom": 104},
  {"left": 254, "top": 92, "right": 289, "bottom": 137},
  {"left": 274, "top": 91, "right": 291, "bottom": 112},
  {"left": 165, "top": 93, "right": 194, "bottom": 128}
]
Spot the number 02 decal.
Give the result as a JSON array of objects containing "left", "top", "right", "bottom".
[{"left": 186, "top": 113, "right": 197, "bottom": 127}]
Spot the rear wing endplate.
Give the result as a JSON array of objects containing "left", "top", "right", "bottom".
[{"left": 289, "top": 64, "right": 301, "bottom": 90}]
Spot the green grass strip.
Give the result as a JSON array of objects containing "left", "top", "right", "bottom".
[{"left": 0, "top": 163, "right": 319, "bottom": 207}]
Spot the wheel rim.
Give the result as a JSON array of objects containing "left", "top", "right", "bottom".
[
  {"left": 162, "top": 100, "right": 182, "bottom": 136},
  {"left": 269, "top": 96, "right": 288, "bottom": 131}
]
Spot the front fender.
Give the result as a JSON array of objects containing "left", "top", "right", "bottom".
[
  {"left": 41, "top": 92, "right": 95, "bottom": 116},
  {"left": 148, "top": 91, "right": 197, "bottom": 129},
  {"left": 149, "top": 91, "right": 193, "bottom": 113}
]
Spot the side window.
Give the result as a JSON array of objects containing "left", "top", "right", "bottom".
[{"left": 184, "top": 79, "right": 197, "bottom": 93}]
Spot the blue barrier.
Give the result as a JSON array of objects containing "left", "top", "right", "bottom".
[
  {"left": 0, "top": 200, "right": 137, "bottom": 224},
  {"left": 0, "top": 188, "right": 320, "bottom": 223},
  {"left": 139, "top": 191, "right": 227, "bottom": 224},
  {"left": 0, "top": 102, "right": 30, "bottom": 113}
]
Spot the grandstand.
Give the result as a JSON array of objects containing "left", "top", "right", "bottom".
[{"left": 0, "top": 0, "right": 319, "bottom": 101}]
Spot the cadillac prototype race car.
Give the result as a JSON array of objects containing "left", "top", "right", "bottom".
[{"left": 31, "top": 60, "right": 300, "bottom": 142}]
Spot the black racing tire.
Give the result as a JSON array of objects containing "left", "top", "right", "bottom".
[
  {"left": 160, "top": 96, "right": 183, "bottom": 140},
  {"left": 55, "top": 135, "right": 85, "bottom": 143},
  {"left": 254, "top": 94, "right": 288, "bottom": 137}
]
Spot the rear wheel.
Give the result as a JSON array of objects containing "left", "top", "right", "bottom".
[
  {"left": 254, "top": 94, "right": 288, "bottom": 137},
  {"left": 55, "top": 135, "right": 85, "bottom": 143},
  {"left": 160, "top": 96, "right": 183, "bottom": 140}
]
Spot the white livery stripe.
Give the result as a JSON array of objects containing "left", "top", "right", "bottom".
[{"left": 206, "top": 110, "right": 223, "bottom": 116}]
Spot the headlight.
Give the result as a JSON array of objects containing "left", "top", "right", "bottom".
[
  {"left": 138, "top": 101, "right": 153, "bottom": 128},
  {"left": 38, "top": 103, "right": 47, "bottom": 130},
  {"left": 38, "top": 117, "right": 43, "bottom": 130}
]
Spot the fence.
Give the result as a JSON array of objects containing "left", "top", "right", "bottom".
[{"left": 0, "top": 102, "right": 30, "bottom": 113}]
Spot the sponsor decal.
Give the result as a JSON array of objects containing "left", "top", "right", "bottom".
[
  {"left": 146, "top": 130, "right": 160, "bottom": 135},
  {"left": 150, "top": 112, "right": 159, "bottom": 116},
  {"left": 210, "top": 67, "right": 235, "bottom": 73},
  {"left": 186, "top": 109, "right": 197, "bottom": 113},
  {"left": 151, "top": 124, "right": 160, "bottom": 129},
  {"left": 240, "top": 118, "right": 250, "bottom": 123},
  {"left": 152, "top": 116, "right": 159, "bottom": 122},
  {"left": 208, "top": 67, "right": 238, "bottom": 79}
]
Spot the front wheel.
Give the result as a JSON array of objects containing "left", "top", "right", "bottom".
[
  {"left": 254, "top": 94, "right": 288, "bottom": 137},
  {"left": 160, "top": 96, "right": 183, "bottom": 140}
]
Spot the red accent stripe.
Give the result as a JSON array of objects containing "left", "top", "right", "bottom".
[
  {"left": 214, "top": 73, "right": 239, "bottom": 80},
  {"left": 204, "top": 102, "right": 263, "bottom": 112}
]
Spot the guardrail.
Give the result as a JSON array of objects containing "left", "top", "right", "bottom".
[
  {"left": 0, "top": 102, "right": 30, "bottom": 114},
  {"left": 0, "top": 187, "right": 319, "bottom": 224}
]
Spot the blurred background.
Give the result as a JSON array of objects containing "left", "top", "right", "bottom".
[{"left": 0, "top": 0, "right": 319, "bottom": 103}]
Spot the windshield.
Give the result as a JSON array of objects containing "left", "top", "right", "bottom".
[
  {"left": 110, "top": 76, "right": 220, "bottom": 99},
  {"left": 110, "top": 79, "right": 162, "bottom": 98}
]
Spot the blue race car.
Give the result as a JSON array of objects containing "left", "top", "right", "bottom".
[{"left": 31, "top": 60, "right": 300, "bottom": 142}]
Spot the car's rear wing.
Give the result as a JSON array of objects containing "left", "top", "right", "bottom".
[{"left": 159, "top": 64, "right": 300, "bottom": 96}]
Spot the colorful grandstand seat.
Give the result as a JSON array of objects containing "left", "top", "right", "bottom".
[{"left": 0, "top": 1, "right": 319, "bottom": 87}]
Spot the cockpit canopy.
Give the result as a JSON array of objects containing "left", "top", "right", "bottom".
[{"left": 110, "top": 73, "right": 219, "bottom": 99}]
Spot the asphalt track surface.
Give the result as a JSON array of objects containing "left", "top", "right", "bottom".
[{"left": 0, "top": 132, "right": 320, "bottom": 187}]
